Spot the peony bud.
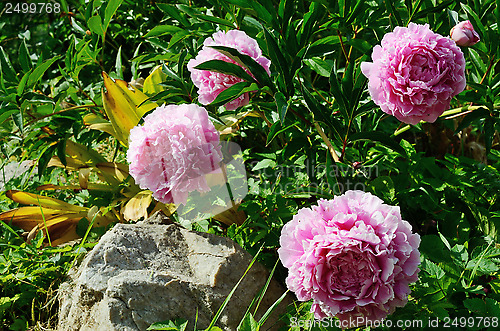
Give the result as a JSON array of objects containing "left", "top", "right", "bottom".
[{"left": 450, "top": 20, "right": 480, "bottom": 46}]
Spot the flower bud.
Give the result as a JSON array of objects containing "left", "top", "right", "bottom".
[{"left": 450, "top": 20, "right": 480, "bottom": 46}]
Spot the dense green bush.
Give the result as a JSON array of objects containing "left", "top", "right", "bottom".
[{"left": 1, "top": 0, "right": 499, "bottom": 330}]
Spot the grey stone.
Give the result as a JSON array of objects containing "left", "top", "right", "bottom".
[
  {"left": 0, "top": 160, "right": 36, "bottom": 191},
  {"left": 57, "top": 212, "right": 290, "bottom": 331}
]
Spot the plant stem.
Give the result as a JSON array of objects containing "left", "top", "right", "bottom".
[{"left": 314, "top": 121, "right": 341, "bottom": 163}]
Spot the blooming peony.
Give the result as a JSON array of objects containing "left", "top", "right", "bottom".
[
  {"left": 361, "top": 23, "right": 466, "bottom": 125},
  {"left": 450, "top": 20, "right": 480, "bottom": 46},
  {"left": 127, "top": 104, "right": 222, "bottom": 205},
  {"left": 187, "top": 30, "right": 271, "bottom": 110},
  {"left": 278, "top": 191, "right": 420, "bottom": 325}
]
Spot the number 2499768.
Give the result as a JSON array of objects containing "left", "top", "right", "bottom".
[{"left": 4, "top": 2, "right": 61, "bottom": 14}]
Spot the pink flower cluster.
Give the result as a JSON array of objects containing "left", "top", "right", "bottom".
[
  {"left": 361, "top": 23, "right": 466, "bottom": 125},
  {"left": 187, "top": 30, "right": 271, "bottom": 110},
  {"left": 278, "top": 191, "right": 420, "bottom": 325},
  {"left": 450, "top": 20, "right": 480, "bottom": 46},
  {"left": 127, "top": 104, "right": 222, "bottom": 205}
]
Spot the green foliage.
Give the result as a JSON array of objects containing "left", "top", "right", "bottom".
[
  {"left": 0, "top": 222, "right": 89, "bottom": 329},
  {"left": 0, "top": 0, "right": 500, "bottom": 329}
]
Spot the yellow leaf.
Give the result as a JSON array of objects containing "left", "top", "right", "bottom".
[
  {"left": 0, "top": 207, "right": 85, "bottom": 230},
  {"left": 37, "top": 183, "right": 114, "bottom": 191},
  {"left": 6, "top": 190, "right": 87, "bottom": 211},
  {"left": 150, "top": 201, "right": 177, "bottom": 217},
  {"left": 212, "top": 203, "right": 247, "bottom": 226},
  {"left": 102, "top": 71, "right": 158, "bottom": 146},
  {"left": 143, "top": 65, "right": 167, "bottom": 94},
  {"left": 95, "top": 162, "right": 130, "bottom": 183},
  {"left": 78, "top": 168, "right": 92, "bottom": 189},
  {"left": 121, "top": 190, "right": 153, "bottom": 221},
  {"left": 48, "top": 156, "right": 85, "bottom": 170},
  {"left": 213, "top": 111, "right": 260, "bottom": 135},
  {"left": 83, "top": 113, "right": 118, "bottom": 137},
  {"left": 65, "top": 139, "right": 107, "bottom": 167}
]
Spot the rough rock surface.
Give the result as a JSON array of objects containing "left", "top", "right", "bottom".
[{"left": 57, "top": 212, "right": 289, "bottom": 330}]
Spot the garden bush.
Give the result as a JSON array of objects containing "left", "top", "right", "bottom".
[{"left": 0, "top": 0, "right": 499, "bottom": 330}]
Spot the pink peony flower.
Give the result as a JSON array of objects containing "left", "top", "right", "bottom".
[
  {"left": 361, "top": 23, "right": 466, "bottom": 125},
  {"left": 278, "top": 191, "right": 420, "bottom": 326},
  {"left": 187, "top": 30, "right": 271, "bottom": 110},
  {"left": 450, "top": 20, "right": 480, "bottom": 46},
  {"left": 127, "top": 104, "right": 222, "bottom": 205}
]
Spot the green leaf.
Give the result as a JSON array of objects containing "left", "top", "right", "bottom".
[
  {"left": 266, "top": 121, "right": 299, "bottom": 146},
  {"left": 209, "top": 46, "right": 272, "bottom": 89},
  {"left": 469, "top": 48, "right": 487, "bottom": 74},
  {"left": 210, "top": 82, "right": 257, "bottom": 108},
  {"left": 303, "top": 57, "right": 332, "bottom": 77},
  {"left": 464, "top": 297, "right": 500, "bottom": 316},
  {"left": 299, "top": 2, "right": 321, "bottom": 47},
  {"left": 385, "top": 0, "right": 403, "bottom": 27},
  {"left": 194, "top": 60, "right": 257, "bottom": 85},
  {"left": 27, "top": 57, "right": 60, "bottom": 87},
  {"left": 88, "top": 15, "right": 105, "bottom": 37},
  {"left": 156, "top": 4, "right": 191, "bottom": 27},
  {"left": 115, "top": 46, "right": 123, "bottom": 80},
  {"left": 455, "top": 107, "right": 490, "bottom": 133},
  {"left": 368, "top": 176, "right": 395, "bottom": 202},
  {"left": 329, "top": 62, "right": 349, "bottom": 123},
  {"left": 104, "top": 0, "right": 124, "bottom": 30},
  {"left": 38, "top": 145, "right": 57, "bottom": 178},
  {"left": 0, "top": 107, "right": 18, "bottom": 124},
  {"left": 252, "top": 159, "right": 276, "bottom": 171},
  {"left": 0, "top": 46, "right": 18, "bottom": 82},
  {"left": 263, "top": 27, "right": 292, "bottom": 95},
  {"left": 11, "top": 110, "right": 23, "bottom": 134},
  {"left": 421, "top": 259, "right": 445, "bottom": 279},
  {"left": 18, "top": 39, "right": 31, "bottom": 73},
  {"left": 302, "top": 86, "right": 344, "bottom": 141},
  {"left": 17, "top": 70, "right": 31, "bottom": 96},
  {"left": 349, "top": 131, "right": 405, "bottom": 155},
  {"left": 147, "top": 319, "right": 188, "bottom": 331},
  {"left": 143, "top": 25, "right": 184, "bottom": 38},
  {"left": 237, "top": 313, "right": 259, "bottom": 331},
  {"left": 275, "top": 92, "right": 288, "bottom": 125}
]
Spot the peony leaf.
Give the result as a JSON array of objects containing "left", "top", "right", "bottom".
[
  {"left": 275, "top": 91, "right": 288, "bottom": 125},
  {"left": 101, "top": 71, "right": 158, "bottom": 146},
  {"left": 349, "top": 131, "right": 405, "bottom": 156},
  {"left": 263, "top": 27, "right": 293, "bottom": 96},
  {"left": 194, "top": 60, "right": 257, "bottom": 85},
  {"left": 209, "top": 46, "right": 273, "bottom": 90},
  {"left": 143, "top": 25, "right": 184, "bottom": 38},
  {"left": 210, "top": 82, "right": 258, "bottom": 107}
]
